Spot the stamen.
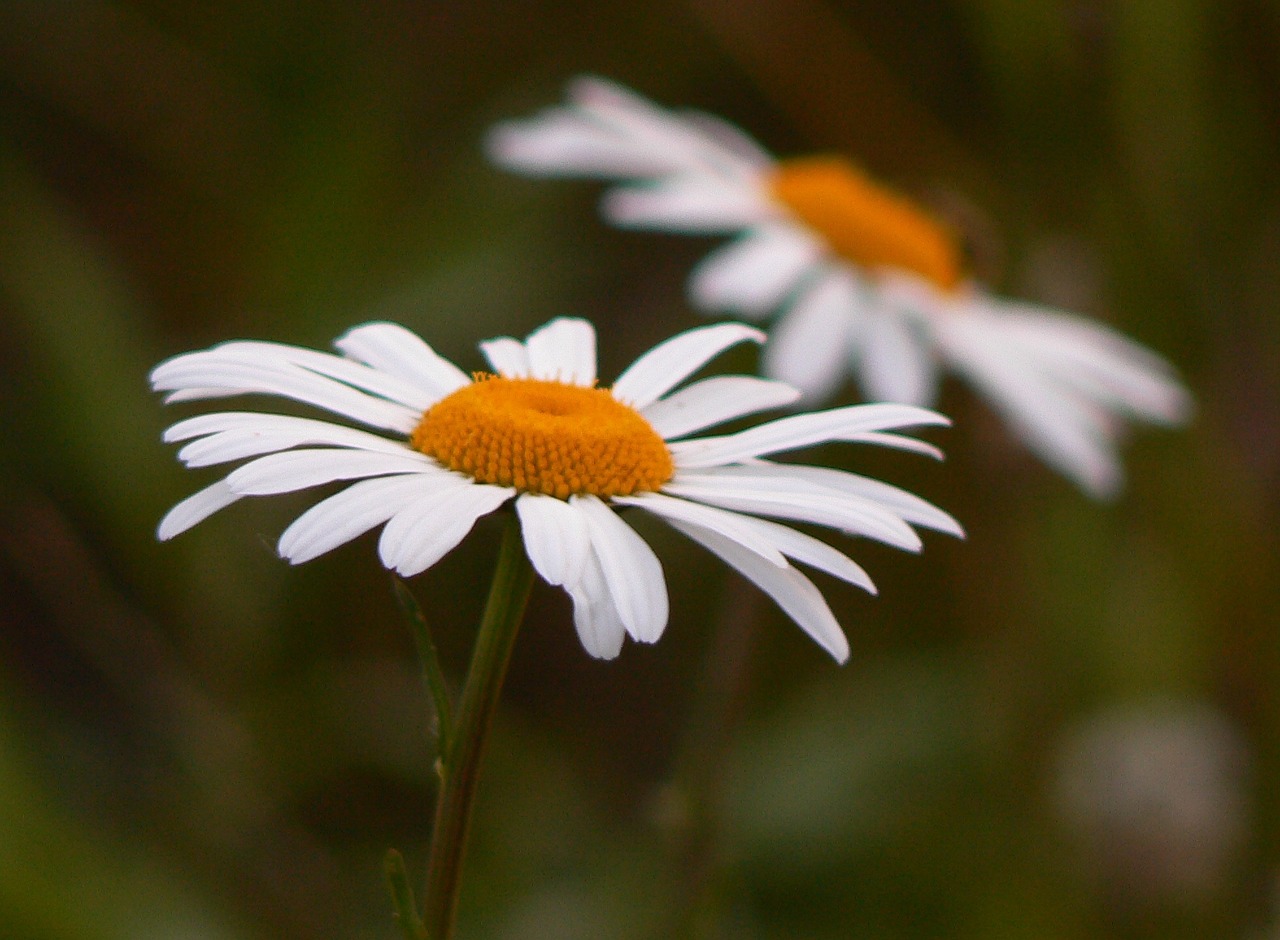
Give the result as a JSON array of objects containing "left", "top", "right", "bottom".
[
  {"left": 770, "top": 156, "right": 964, "bottom": 291},
  {"left": 412, "top": 375, "right": 674, "bottom": 499}
]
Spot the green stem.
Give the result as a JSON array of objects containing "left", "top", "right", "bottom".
[{"left": 421, "top": 513, "right": 535, "bottom": 939}]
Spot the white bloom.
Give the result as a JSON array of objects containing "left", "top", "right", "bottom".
[
  {"left": 488, "top": 77, "right": 1193, "bottom": 498},
  {"left": 153, "top": 318, "right": 959, "bottom": 662}
]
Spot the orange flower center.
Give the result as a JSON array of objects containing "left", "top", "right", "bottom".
[
  {"left": 769, "top": 156, "right": 964, "bottom": 291},
  {"left": 411, "top": 375, "right": 674, "bottom": 499}
]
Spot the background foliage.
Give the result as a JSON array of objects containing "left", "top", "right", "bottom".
[{"left": 2, "top": 1, "right": 1278, "bottom": 937}]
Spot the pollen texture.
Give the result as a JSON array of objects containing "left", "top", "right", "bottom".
[
  {"left": 770, "top": 156, "right": 964, "bottom": 291},
  {"left": 411, "top": 376, "right": 674, "bottom": 499}
]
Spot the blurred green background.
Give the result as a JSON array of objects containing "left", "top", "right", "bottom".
[{"left": 2, "top": 1, "right": 1278, "bottom": 937}]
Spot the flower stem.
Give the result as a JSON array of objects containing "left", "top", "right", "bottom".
[{"left": 421, "top": 513, "right": 534, "bottom": 939}]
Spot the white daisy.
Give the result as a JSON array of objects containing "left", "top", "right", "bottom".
[
  {"left": 153, "top": 317, "right": 960, "bottom": 662},
  {"left": 487, "top": 77, "right": 1193, "bottom": 498}
]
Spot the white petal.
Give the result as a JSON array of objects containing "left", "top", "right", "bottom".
[
  {"left": 848, "top": 432, "right": 946, "bottom": 460},
  {"left": 937, "top": 311, "right": 1122, "bottom": 497},
  {"left": 156, "top": 480, "right": 242, "bottom": 540},
  {"left": 665, "top": 518, "right": 849, "bottom": 663},
  {"left": 487, "top": 111, "right": 688, "bottom": 178},
  {"left": 225, "top": 449, "right": 438, "bottom": 496},
  {"left": 612, "top": 322, "right": 765, "bottom": 409},
  {"left": 515, "top": 494, "right": 591, "bottom": 588},
  {"left": 602, "top": 177, "right": 774, "bottom": 233},
  {"left": 641, "top": 375, "right": 799, "bottom": 440},
  {"left": 173, "top": 414, "right": 412, "bottom": 468},
  {"left": 572, "top": 495, "right": 668, "bottom": 643},
  {"left": 858, "top": 308, "right": 938, "bottom": 407},
  {"left": 733, "top": 514, "right": 877, "bottom": 593},
  {"left": 334, "top": 322, "right": 470, "bottom": 400},
  {"left": 480, "top": 337, "right": 530, "bottom": 377},
  {"left": 688, "top": 225, "right": 822, "bottom": 317},
  {"left": 614, "top": 492, "right": 787, "bottom": 567},
  {"left": 993, "top": 303, "right": 1192, "bottom": 424},
  {"left": 738, "top": 462, "right": 963, "bottom": 537},
  {"left": 277, "top": 474, "right": 454, "bottom": 564},
  {"left": 152, "top": 354, "right": 419, "bottom": 433},
  {"left": 669, "top": 402, "right": 949, "bottom": 468},
  {"left": 378, "top": 483, "right": 514, "bottom": 577},
  {"left": 524, "top": 318, "right": 597, "bottom": 385},
  {"left": 663, "top": 473, "right": 921, "bottom": 552},
  {"left": 567, "top": 549, "right": 627, "bottom": 660},
  {"left": 763, "top": 268, "right": 865, "bottom": 402}
]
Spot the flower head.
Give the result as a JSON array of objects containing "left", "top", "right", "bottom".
[
  {"left": 488, "top": 77, "right": 1193, "bottom": 498},
  {"left": 153, "top": 317, "right": 959, "bottom": 661}
]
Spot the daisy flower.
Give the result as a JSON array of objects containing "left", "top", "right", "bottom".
[
  {"left": 153, "top": 317, "right": 960, "bottom": 662},
  {"left": 487, "top": 77, "right": 1193, "bottom": 498}
]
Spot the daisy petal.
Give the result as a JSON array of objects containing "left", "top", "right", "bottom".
[
  {"left": 736, "top": 515, "right": 877, "bottom": 593},
  {"left": 379, "top": 483, "right": 515, "bottom": 577},
  {"left": 665, "top": 518, "right": 849, "bottom": 663},
  {"left": 334, "top": 322, "right": 470, "bottom": 400},
  {"left": 515, "top": 493, "right": 592, "bottom": 588},
  {"left": 157, "top": 480, "right": 241, "bottom": 540},
  {"left": 612, "top": 322, "right": 765, "bottom": 409},
  {"left": 763, "top": 268, "right": 865, "bottom": 402},
  {"left": 859, "top": 307, "right": 938, "bottom": 407},
  {"left": 277, "top": 474, "right": 443, "bottom": 564},
  {"left": 480, "top": 337, "right": 531, "bottom": 378},
  {"left": 740, "top": 462, "right": 964, "bottom": 537},
  {"left": 641, "top": 376, "right": 799, "bottom": 440},
  {"left": 173, "top": 414, "right": 412, "bottom": 468},
  {"left": 664, "top": 473, "right": 922, "bottom": 552},
  {"left": 567, "top": 549, "right": 627, "bottom": 660},
  {"left": 225, "top": 449, "right": 437, "bottom": 496},
  {"left": 524, "top": 318, "right": 597, "bottom": 385},
  {"left": 487, "top": 111, "right": 686, "bottom": 178},
  {"left": 689, "top": 225, "right": 823, "bottom": 318},
  {"left": 602, "top": 177, "right": 773, "bottom": 233},
  {"left": 669, "top": 403, "right": 949, "bottom": 468},
  {"left": 614, "top": 492, "right": 788, "bottom": 567},
  {"left": 572, "top": 495, "right": 668, "bottom": 643}
]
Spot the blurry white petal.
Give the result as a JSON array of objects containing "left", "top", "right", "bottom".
[
  {"left": 670, "top": 402, "right": 949, "bottom": 468},
  {"left": 480, "top": 337, "right": 530, "bottom": 377},
  {"left": 334, "top": 322, "right": 470, "bottom": 399},
  {"left": 612, "top": 322, "right": 764, "bottom": 409},
  {"left": 763, "top": 268, "right": 864, "bottom": 402},
  {"left": 515, "top": 494, "right": 592, "bottom": 588},
  {"left": 938, "top": 312, "right": 1121, "bottom": 497},
  {"left": 641, "top": 376, "right": 799, "bottom": 440},
  {"left": 524, "top": 318, "right": 597, "bottom": 385},
  {"left": 156, "top": 480, "right": 241, "bottom": 540},
  {"left": 572, "top": 495, "right": 668, "bottom": 643},
  {"left": 487, "top": 111, "right": 686, "bottom": 178},
  {"left": 614, "top": 492, "right": 787, "bottom": 567},
  {"left": 665, "top": 518, "right": 849, "bottom": 663},
  {"left": 278, "top": 474, "right": 442, "bottom": 564},
  {"left": 603, "top": 177, "right": 773, "bottom": 233},
  {"left": 172, "top": 414, "right": 411, "bottom": 468},
  {"left": 378, "top": 483, "right": 514, "bottom": 577},
  {"left": 689, "top": 225, "right": 822, "bottom": 317},
  {"left": 859, "top": 308, "right": 938, "bottom": 406},
  {"left": 567, "top": 549, "right": 627, "bottom": 660},
  {"left": 225, "top": 449, "right": 437, "bottom": 496}
]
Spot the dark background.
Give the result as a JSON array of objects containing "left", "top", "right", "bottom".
[{"left": 2, "top": 1, "right": 1278, "bottom": 937}]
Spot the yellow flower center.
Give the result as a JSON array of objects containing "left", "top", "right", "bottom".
[
  {"left": 769, "top": 156, "right": 964, "bottom": 291},
  {"left": 411, "top": 375, "right": 674, "bottom": 499}
]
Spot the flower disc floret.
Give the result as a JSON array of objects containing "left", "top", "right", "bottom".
[
  {"left": 411, "top": 375, "right": 674, "bottom": 499},
  {"left": 768, "top": 156, "right": 964, "bottom": 291}
]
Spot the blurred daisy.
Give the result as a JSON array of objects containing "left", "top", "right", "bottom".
[
  {"left": 488, "top": 77, "right": 1192, "bottom": 498},
  {"left": 153, "top": 317, "right": 959, "bottom": 661}
]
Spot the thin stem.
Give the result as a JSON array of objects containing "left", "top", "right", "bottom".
[
  {"left": 421, "top": 514, "right": 535, "bottom": 940},
  {"left": 384, "top": 849, "right": 429, "bottom": 940}
]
